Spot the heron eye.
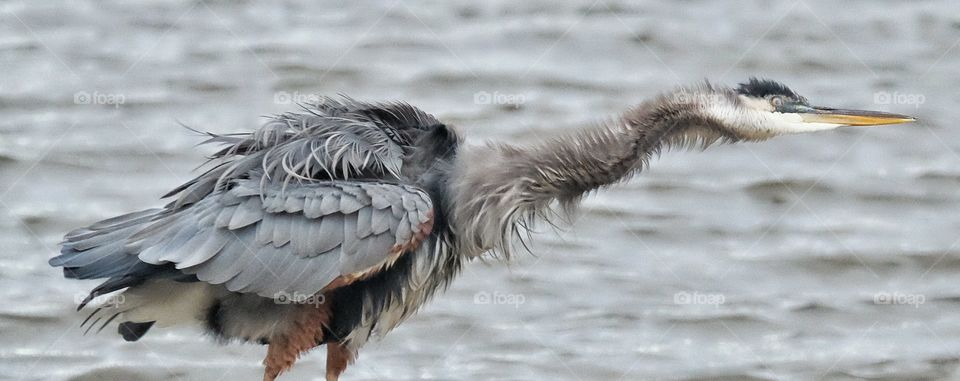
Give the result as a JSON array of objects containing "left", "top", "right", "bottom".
[{"left": 770, "top": 96, "right": 784, "bottom": 108}]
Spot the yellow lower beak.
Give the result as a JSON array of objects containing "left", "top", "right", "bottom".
[{"left": 800, "top": 108, "right": 916, "bottom": 126}]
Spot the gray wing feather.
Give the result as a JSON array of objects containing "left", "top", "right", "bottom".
[
  {"left": 214, "top": 206, "right": 235, "bottom": 229},
  {"left": 66, "top": 227, "right": 133, "bottom": 252},
  {"left": 356, "top": 207, "right": 373, "bottom": 238},
  {"left": 132, "top": 177, "right": 432, "bottom": 297},
  {"left": 174, "top": 230, "right": 229, "bottom": 268},
  {"left": 319, "top": 194, "right": 340, "bottom": 215},
  {"left": 263, "top": 194, "right": 284, "bottom": 213},
  {"left": 271, "top": 213, "right": 294, "bottom": 247},
  {"left": 371, "top": 208, "right": 393, "bottom": 235},
  {"left": 395, "top": 214, "right": 412, "bottom": 246},
  {"left": 227, "top": 197, "right": 262, "bottom": 230},
  {"left": 282, "top": 193, "right": 304, "bottom": 214},
  {"left": 56, "top": 211, "right": 156, "bottom": 265},
  {"left": 303, "top": 195, "right": 323, "bottom": 219},
  {"left": 193, "top": 236, "right": 256, "bottom": 284},
  {"left": 345, "top": 232, "right": 396, "bottom": 272},
  {"left": 255, "top": 213, "right": 276, "bottom": 245},
  {"left": 314, "top": 214, "right": 345, "bottom": 254},
  {"left": 340, "top": 214, "right": 366, "bottom": 263},
  {"left": 341, "top": 213, "right": 360, "bottom": 257}
]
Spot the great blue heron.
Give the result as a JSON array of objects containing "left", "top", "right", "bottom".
[{"left": 50, "top": 78, "right": 914, "bottom": 380}]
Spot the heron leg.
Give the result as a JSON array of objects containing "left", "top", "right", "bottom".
[
  {"left": 263, "top": 334, "right": 306, "bottom": 381},
  {"left": 325, "top": 341, "right": 352, "bottom": 381},
  {"left": 262, "top": 296, "right": 333, "bottom": 381}
]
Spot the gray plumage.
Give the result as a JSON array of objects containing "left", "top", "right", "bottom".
[
  {"left": 124, "top": 179, "right": 432, "bottom": 297},
  {"left": 49, "top": 79, "right": 914, "bottom": 380}
]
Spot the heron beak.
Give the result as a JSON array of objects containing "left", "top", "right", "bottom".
[{"left": 799, "top": 107, "right": 915, "bottom": 127}]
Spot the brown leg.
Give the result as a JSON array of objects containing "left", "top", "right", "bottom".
[
  {"left": 264, "top": 334, "right": 303, "bottom": 381},
  {"left": 262, "top": 296, "right": 333, "bottom": 381},
  {"left": 325, "top": 341, "right": 352, "bottom": 381}
]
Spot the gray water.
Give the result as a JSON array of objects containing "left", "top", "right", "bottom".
[{"left": 2, "top": 0, "right": 959, "bottom": 380}]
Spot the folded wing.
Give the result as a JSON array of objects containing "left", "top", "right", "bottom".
[{"left": 57, "top": 178, "right": 434, "bottom": 299}]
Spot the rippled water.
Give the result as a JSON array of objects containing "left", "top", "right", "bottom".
[{"left": 2, "top": 0, "right": 960, "bottom": 380}]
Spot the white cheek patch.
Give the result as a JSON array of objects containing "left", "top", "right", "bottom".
[
  {"left": 738, "top": 96, "right": 775, "bottom": 112},
  {"left": 767, "top": 112, "right": 843, "bottom": 134},
  {"left": 704, "top": 96, "right": 843, "bottom": 138}
]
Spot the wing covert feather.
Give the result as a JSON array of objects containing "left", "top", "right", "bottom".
[{"left": 131, "top": 178, "right": 433, "bottom": 297}]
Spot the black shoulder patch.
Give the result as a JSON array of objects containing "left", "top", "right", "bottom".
[
  {"left": 119, "top": 321, "right": 155, "bottom": 342},
  {"left": 736, "top": 78, "right": 799, "bottom": 99}
]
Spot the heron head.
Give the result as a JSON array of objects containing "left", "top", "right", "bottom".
[{"left": 709, "top": 78, "right": 915, "bottom": 140}]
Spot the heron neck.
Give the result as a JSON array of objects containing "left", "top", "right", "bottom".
[
  {"left": 519, "top": 101, "right": 716, "bottom": 202},
  {"left": 451, "top": 96, "right": 726, "bottom": 257}
]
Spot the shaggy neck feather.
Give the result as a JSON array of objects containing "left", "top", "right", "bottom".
[{"left": 450, "top": 92, "right": 738, "bottom": 258}]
